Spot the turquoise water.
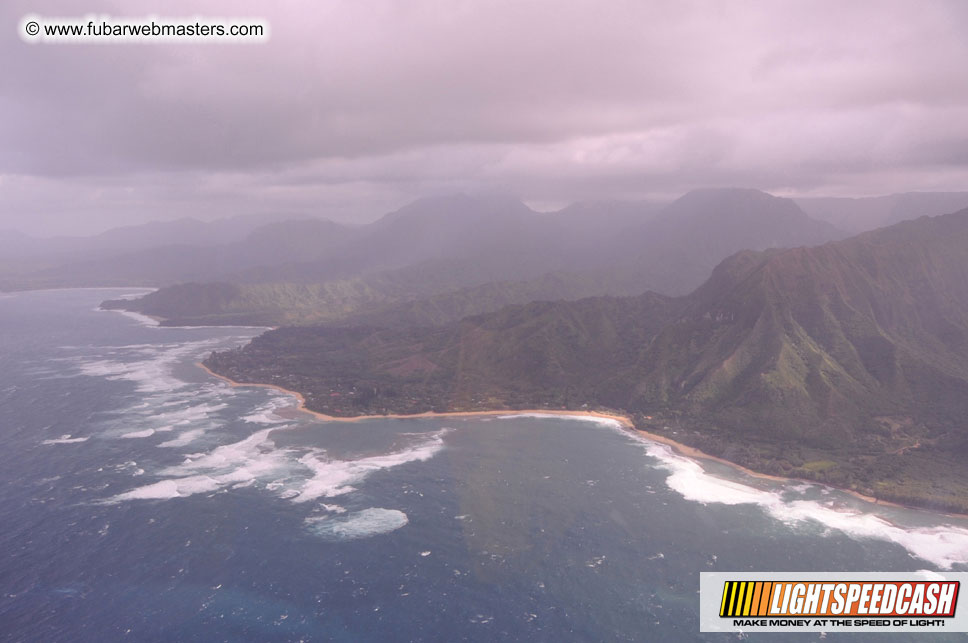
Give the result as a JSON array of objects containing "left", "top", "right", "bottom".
[{"left": 2, "top": 289, "right": 968, "bottom": 641}]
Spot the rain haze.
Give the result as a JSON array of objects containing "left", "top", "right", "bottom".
[
  {"left": 3, "top": 0, "right": 968, "bottom": 235},
  {"left": 9, "top": 4, "right": 968, "bottom": 642}
]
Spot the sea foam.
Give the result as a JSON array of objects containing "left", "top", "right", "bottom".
[
  {"left": 110, "top": 428, "right": 289, "bottom": 502},
  {"left": 158, "top": 429, "right": 207, "bottom": 448},
  {"left": 109, "top": 426, "right": 448, "bottom": 513},
  {"left": 642, "top": 441, "right": 968, "bottom": 569},
  {"left": 293, "top": 429, "right": 448, "bottom": 502},
  {"left": 76, "top": 338, "right": 230, "bottom": 394},
  {"left": 242, "top": 396, "right": 292, "bottom": 425},
  {"left": 306, "top": 508, "right": 409, "bottom": 541},
  {"left": 42, "top": 434, "right": 90, "bottom": 445},
  {"left": 120, "top": 429, "right": 156, "bottom": 439},
  {"left": 500, "top": 413, "right": 968, "bottom": 570},
  {"left": 74, "top": 338, "right": 247, "bottom": 446}
]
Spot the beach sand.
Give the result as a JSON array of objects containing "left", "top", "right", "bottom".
[
  {"left": 196, "top": 362, "right": 635, "bottom": 426},
  {"left": 197, "top": 361, "right": 955, "bottom": 516}
]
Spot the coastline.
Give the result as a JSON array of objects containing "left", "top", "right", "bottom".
[
  {"left": 195, "top": 362, "right": 636, "bottom": 427},
  {"left": 196, "top": 361, "right": 964, "bottom": 518}
]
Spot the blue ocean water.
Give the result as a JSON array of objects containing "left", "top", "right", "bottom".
[{"left": 2, "top": 289, "right": 968, "bottom": 642}]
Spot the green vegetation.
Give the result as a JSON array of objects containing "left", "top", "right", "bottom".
[
  {"left": 206, "top": 209, "right": 968, "bottom": 511},
  {"left": 102, "top": 271, "right": 629, "bottom": 327}
]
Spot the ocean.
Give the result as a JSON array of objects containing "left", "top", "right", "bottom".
[{"left": 2, "top": 288, "right": 968, "bottom": 642}]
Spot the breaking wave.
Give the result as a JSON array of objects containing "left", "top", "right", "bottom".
[
  {"left": 499, "top": 412, "right": 968, "bottom": 570},
  {"left": 75, "top": 339, "right": 232, "bottom": 394},
  {"left": 68, "top": 338, "right": 251, "bottom": 447},
  {"left": 642, "top": 440, "right": 968, "bottom": 570},
  {"left": 42, "top": 434, "right": 89, "bottom": 445},
  {"left": 242, "top": 396, "right": 293, "bottom": 425},
  {"left": 108, "top": 427, "right": 448, "bottom": 509},
  {"left": 293, "top": 429, "right": 449, "bottom": 502}
]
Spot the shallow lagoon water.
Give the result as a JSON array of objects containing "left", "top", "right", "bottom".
[{"left": 2, "top": 289, "right": 968, "bottom": 641}]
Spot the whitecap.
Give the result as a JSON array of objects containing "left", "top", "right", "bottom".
[
  {"left": 292, "top": 429, "right": 448, "bottom": 502},
  {"left": 306, "top": 508, "right": 408, "bottom": 541},
  {"left": 109, "top": 425, "right": 448, "bottom": 513},
  {"left": 42, "top": 434, "right": 89, "bottom": 445},
  {"left": 242, "top": 396, "right": 292, "bottom": 424},
  {"left": 120, "top": 429, "right": 155, "bottom": 439},
  {"left": 110, "top": 428, "right": 294, "bottom": 503},
  {"left": 111, "top": 475, "right": 222, "bottom": 501},
  {"left": 74, "top": 337, "right": 243, "bottom": 395},
  {"left": 158, "top": 429, "right": 207, "bottom": 448}
]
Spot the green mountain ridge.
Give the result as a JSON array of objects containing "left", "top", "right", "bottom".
[{"left": 205, "top": 209, "right": 968, "bottom": 511}]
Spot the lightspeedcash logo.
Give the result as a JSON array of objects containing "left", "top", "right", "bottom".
[{"left": 700, "top": 573, "right": 968, "bottom": 633}]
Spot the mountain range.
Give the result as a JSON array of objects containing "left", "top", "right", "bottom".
[
  {"left": 205, "top": 208, "right": 968, "bottom": 511},
  {"left": 99, "top": 188, "right": 843, "bottom": 325}
]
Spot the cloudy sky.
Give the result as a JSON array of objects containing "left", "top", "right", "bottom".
[{"left": 3, "top": 0, "right": 968, "bottom": 235}]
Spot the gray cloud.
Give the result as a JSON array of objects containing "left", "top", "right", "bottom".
[{"left": 2, "top": 0, "right": 968, "bottom": 234}]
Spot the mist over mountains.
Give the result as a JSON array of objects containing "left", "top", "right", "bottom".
[
  {"left": 795, "top": 192, "right": 968, "bottom": 234},
  {"left": 205, "top": 207, "right": 968, "bottom": 511},
  {"left": 7, "top": 188, "right": 963, "bottom": 331},
  {"left": 87, "top": 187, "right": 847, "bottom": 325},
  {"left": 8, "top": 189, "right": 963, "bottom": 310}
]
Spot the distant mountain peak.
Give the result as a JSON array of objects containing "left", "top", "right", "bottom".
[
  {"left": 377, "top": 193, "right": 533, "bottom": 224},
  {"left": 668, "top": 187, "right": 802, "bottom": 214}
]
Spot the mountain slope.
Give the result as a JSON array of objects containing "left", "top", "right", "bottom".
[
  {"left": 636, "top": 212, "right": 968, "bottom": 436},
  {"left": 205, "top": 209, "right": 968, "bottom": 510}
]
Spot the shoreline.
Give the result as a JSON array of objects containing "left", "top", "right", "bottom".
[
  {"left": 631, "top": 427, "right": 915, "bottom": 511},
  {"left": 195, "top": 362, "right": 636, "bottom": 427},
  {"left": 196, "top": 361, "right": 967, "bottom": 519}
]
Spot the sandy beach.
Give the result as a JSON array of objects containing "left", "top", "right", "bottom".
[
  {"left": 196, "top": 361, "right": 964, "bottom": 517},
  {"left": 196, "top": 362, "right": 635, "bottom": 427}
]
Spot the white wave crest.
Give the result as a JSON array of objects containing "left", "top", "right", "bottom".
[
  {"left": 110, "top": 427, "right": 447, "bottom": 510},
  {"left": 42, "top": 434, "right": 89, "bottom": 445},
  {"left": 76, "top": 338, "right": 227, "bottom": 394},
  {"left": 110, "top": 428, "right": 289, "bottom": 502},
  {"left": 242, "top": 396, "right": 292, "bottom": 425},
  {"left": 158, "top": 429, "right": 207, "bottom": 448},
  {"left": 112, "top": 475, "right": 222, "bottom": 501},
  {"left": 120, "top": 429, "right": 156, "bottom": 439},
  {"left": 643, "top": 441, "right": 968, "bottom": 569},
  {"left": 292, "top": 429, "right": 448, "bottom": 502}
]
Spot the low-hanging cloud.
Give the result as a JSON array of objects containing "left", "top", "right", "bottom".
[{"left": 2, "top": 0, "right": 967, "bottom": 234}]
